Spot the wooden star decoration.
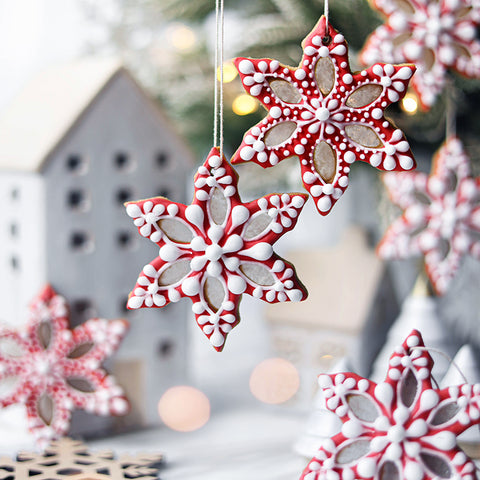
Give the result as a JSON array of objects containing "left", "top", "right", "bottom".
[
  {"left": 231, "top": 16, "right": 416, "bottom": 216},
  {"left": 126, "top": 147, "right": 308, "bottom": 351},
  {"left": 301, "top": 330, "right": 480, "bottom": 480},
  {"left": 0, "top": 437, "right": 163, "bottom": 479},
  {"left": 0, "top": 285, "right": 129, "bottom": 447},
  {"left": 378, "top": 136, "right": 480, "bottom": 295},
  {"left": 361, "top": 0, "right": 480, "bottom": 110}
]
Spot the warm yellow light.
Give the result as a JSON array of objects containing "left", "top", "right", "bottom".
[
  {"left": 249, "top": 358, "right": 300, "bottom": 404},
  {"left": 321, "top": 354, "right": 333, "bottom": 360},
  {"left": 232, "top": 94, "right": 258, "bottom": 116},
  {"left": 158, "top": 386, "right": 210, "bottom": 432},
  {"left": 401, "top": 92, "right": 419, "bottom": 115},
  {"left": 217, "top": 62, "right": 238, "bottom": 83},
  {"left": 167, "top": 24, "right": 196, "bottom": 52}
]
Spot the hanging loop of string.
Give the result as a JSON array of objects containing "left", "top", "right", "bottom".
[
  {"left": 213, "top": 0, "right": 225, "bottom": 158},
  {"left": 410, "top": 346, "right": 468, "bottom": 386},
  {"left": 323, "top": 0, "right": 331, "bottom": 45}
]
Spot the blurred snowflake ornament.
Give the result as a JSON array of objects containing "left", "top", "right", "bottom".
[
  {"left": 301, "top": 329, "right": 480, "bottom": 480},
  {"left": 126, "top": 147, "right": 308, "bottom": 351},
  {"left": 361, "top": 0, "right": 480, "bottom": 110},
  {"left": 232, "top": 16, "right": 416, "bottom": 216},
  {"left": 378, "top": 136, "right": 480, "bottom": 295},
  {"left": 0, "top": 285, "right": 129, "bottom": 447}
]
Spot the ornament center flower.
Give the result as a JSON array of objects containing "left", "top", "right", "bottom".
[
  {"left": 205, "top": 243, "right": 223, "bottom": 262},
  {"left": 387, "top": 424, "right": 406, "bottom": 443},
  {"left": 316, "top": 106, "right": 331, "bottom": 122}
]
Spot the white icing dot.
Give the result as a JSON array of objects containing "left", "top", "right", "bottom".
[
  {"left": 344, "top": 151, "right": 355, "bottom": 164},
  {"left": 181, "top": 276, "right": 200, "bottom": 296},
  {"left": 383, "top": 157, "right": 396, "bottom": 171},
  {"left": 318, "top": 46, "right": 329, "bottom": 57},
  {"left": 208, "top": 155, "right": 221, "bottom": 168},
  {"left": 294, "top": 145, "right": 305, "bottom": 155},
  {"left": 372, "top": 108, "right": 383, "bottom": 119},
  {"left": 400, "top": 155, "right": 414, "bottom": 170},
  {"left": 270, "top": 106, "right": 282, "bottom": 118},
  {"left": 240, "top": 146, "right": 255, "bottom": 161},
  {"left": 317, "top": 196, "right": 332, "bottom": 212},
  {"left": 238, "top": 59, "right": 254, "bottom": 74},
  {"left": 342, "top": 74, "right": 353, "bottom": 84},
  {"left": 295, "top": 69, "right": 306, "bottom": 80},
  {"left": 228, "top": 275, "right": 246, "bottom": 295},
  {"left": 338, "top": 176, "right": 348, "bottom": 187},
  {"left": 357, "top": 458, "right": 376, "bottom": 478}
]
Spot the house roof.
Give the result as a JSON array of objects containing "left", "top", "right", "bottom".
[
  {"left": 0, "top": 57, "right": 138, "bottom": 172},
  {"left": 266, "top": 227, "right": 386, "bottom": 334}
]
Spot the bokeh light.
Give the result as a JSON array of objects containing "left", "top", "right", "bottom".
[
  {"left": 232, "top": 93, "right": 259, "bottom": 115},
  {"left": 217, "top": 62, "right": 238, "bottom": 83},
  {"left": 249, "top": 358, "right": 300, "bottom": 404},
  {"left": 158, "top": 386, "right": 210, "bottom": 432},
  {"left": 401, "top": 92, "right": 419, "bottom": 115},
  {"left": 167, "top": 24, "right": 196, "bottom": 52}
]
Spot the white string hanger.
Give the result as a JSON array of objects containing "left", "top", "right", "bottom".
[
  {"left": 324, "top": 0, "right": 330, "bottom": 37},
  {"left": 411, "top": 346, "right": 469, "bottom": 386},
  {"left": 213, "top": 0, "right": 225, "bottom": 159}
]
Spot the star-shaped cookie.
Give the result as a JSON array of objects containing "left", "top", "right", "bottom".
[
  {"left": 378, "top": 136, "right": 480, "bottom": 295},
  {"left": 0, "top": 285, "right": 129, "bottom": 447},
  {"left": 126, "top": 147, "right": 308, "bottom": 351},
  {"left": 361, "top": 0, "right": 480, "bottom": 110},
  {"left": 301, "top": 329, "right": 480, "bottom": 480},
  {"left": 232, "top": 16, "right": 416, "bottom": 215}
]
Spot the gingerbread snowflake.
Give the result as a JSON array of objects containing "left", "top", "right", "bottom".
[
  {"left": 378, "top": 136, "right": 480, "bottom": 295},
  {"left": 126, "top": 147, "right": 308, "bottom": 351},
  {"left": 231, "top": 16, "right": 416, "bottom": 216},
  {"left": 0, "top": 437, "right": 163, "bottom": 479},
  {"left": 301, "top": 329, "right": 480, "bottom": 480},
  {"left": 0, "top": 285, "right": 129, "bottom": 447},
  {"left": 361, "top": 0, "right": 480, "bottom": 110}
]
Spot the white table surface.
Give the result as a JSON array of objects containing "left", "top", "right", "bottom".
[{"left": 90, "top": 407, "right": 309, "bottom": 480}]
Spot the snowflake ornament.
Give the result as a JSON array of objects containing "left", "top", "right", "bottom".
[
  {"left": 232, "top": 16, "right": 416, "bottom": 216},
  {"left": 361, "top": 0, "right": 480, "bottom": 110},
  {"left": 126, "top": 147, "right": 308, "bottom": 351},
  {"left": 378, "top": 136, "right": 480, "bottom": 295},
  {"left": 301, "top": 329, "right": 480, "bottom": 480},
  {"left": 0, "top": 285, "right": 129, "bottom": 447},
  {"left": 0, "top": 437, "right": 163, "bottom": 479}
]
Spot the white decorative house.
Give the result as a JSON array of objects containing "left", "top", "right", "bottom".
[{"left": 0, "top": 58, "right": 194, "bottom": 436}]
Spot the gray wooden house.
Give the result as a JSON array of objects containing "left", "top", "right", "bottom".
[{"left": 0, "top": 57, "right": 194, "bottom": 436}]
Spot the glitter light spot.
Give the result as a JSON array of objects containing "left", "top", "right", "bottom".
[
  {"left": 401, "top": 92, "right": 419, "bottom": 115},
  {"left": 249, "top": 358, "right": 300, "bottom": 404},
  {"left": 232, "top": 94, "right": 259, "bottom": 116},
  {"left": 158, "top": 386, "right": 210, "bottom": 432}
]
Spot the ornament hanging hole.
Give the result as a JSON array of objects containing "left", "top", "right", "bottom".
[{"left": 322, "top": 35, "right": 332, "bottom": 46}]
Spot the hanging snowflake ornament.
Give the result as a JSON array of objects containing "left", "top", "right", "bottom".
[
  {"left": 378, "top": 136, "right": 480, "bottom": 295},
  {"left": 301, "top": 329, "right": 480, "bottom": 480},
  {"left": 126, "top": 147, "right": 308, "bottom": 351},
  {"left": 231, "top": 16, "right": 416, "bottom": 216},
  {"left": 360, "top": 0, "right": 480, "bottom": 110},
  {"left": 0, "top": 285, "right": 129, "bottom": 447}
]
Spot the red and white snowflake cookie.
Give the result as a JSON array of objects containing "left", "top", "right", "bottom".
[
  {"left": 378, "top": 136, "right": 480, "bottom": 295},
  {"left": 231, "top": 16, "right": 416, "bottom": 216},
  {"left": 126, "top": 147, "right": 308, "bottom": 351},
  {"left": 361, "top": 0, "right": 480, "bottom": 110},
  {"left": 301, "top": 329, "right": 480, "bottom": 480},
  {"left": 0, "top": 285, "right": 129, "bottom": 447}
]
